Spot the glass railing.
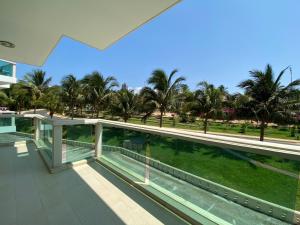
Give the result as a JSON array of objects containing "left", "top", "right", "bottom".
[
  {"left": 62, "top": 124, "right": 95, "bottom": 163},
  {"left": 0, "top": 116, "right": 33, "bottom": 143},
  {"left": 0, "top": 60, "right": 14, "bottom": 77},
  {"left": 36, "top": 120, "right": 53, "bottom": 160},
  {"left": 1, "top": 115, "right": 299, "bottom": 224},
  {"left": 15, "top": 117, "right": 34, "bottom": 134},
  {"left": 101, "top": 126, "right": 299, "bottom": 225}
]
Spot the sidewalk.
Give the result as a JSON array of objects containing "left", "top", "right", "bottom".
[{"left": 206, "top": 131, "right": 300, "bottom": 146}]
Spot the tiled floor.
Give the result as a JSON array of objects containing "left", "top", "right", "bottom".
[{"left": 0, "top": 142, "right": 186, "bottom": 225}]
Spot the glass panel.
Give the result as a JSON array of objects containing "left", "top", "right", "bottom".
[
  {"left": 101, "top": 126, "right": 298, "bottom": 225},
  {"left": 63, "top": 124, "right": 95, "bottom": 163},
  {"left": 36, "top": 120, "right": 53, "bottom": 160},
  {"left": 102, "top": 127, "right": 147, "bottom": 181},
  {"left": 0, "top": 116, "right": 13, "bottom": 127},
  {"left": 15, "top": 117, "right": 34, "bottom": 134},
  {"left": 0, "top": 116, "right": 33, "bottom": 143},
  {"left": 0, "top": 60, "right": 13, "bottom": 77}
]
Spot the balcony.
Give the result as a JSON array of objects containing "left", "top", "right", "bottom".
[
  {"left": 0, "top": 114, "right": 299, "bottom": 225},
  {"left": 0, "top": 59, "right": 17, "bottom": 88}
]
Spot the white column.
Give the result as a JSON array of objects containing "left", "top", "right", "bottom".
[
  {"left": 95, "top": 123, "right": 103, "bottom": 158},
  {"left": 11, "top": 116, "right": 15, "bottom": 126},
  {"left": 12, "top": 63, "right": 17, "bottom": 79},
  {"left": 144, "top": 143, "right": 151, "bottom": 185},
  {"left": 52, "top": 125, "right": 63, "bottom": 168},
  {"left": 34, "top": 118, "right": 41, "bottom": 140}
]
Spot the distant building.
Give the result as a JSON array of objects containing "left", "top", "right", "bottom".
[{"left": 0, "top": 59, "right": 17, "bottom": 89}]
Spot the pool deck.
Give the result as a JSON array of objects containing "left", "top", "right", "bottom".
[{"left": 0, "top": 142, "right": 186, "bottom": 225}]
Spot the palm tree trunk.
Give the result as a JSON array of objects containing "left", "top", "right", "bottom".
[
  {"left": 50, "top": 111, "right": 54, "bottom": 119},
  {"left": 94, "top": 104, "right": 97, "bottom": 118},
  {"left": 71, "top": 103, "right": 74, "bottom": 120},
  {"left": 159, "top": 110, "right": 163, "bottom": 128},
  {"left": 260, "top": 119, "right": 265, "bottom": 141},
  {"left": 204, "top": 116, "right": 208, "bottom": 134}
]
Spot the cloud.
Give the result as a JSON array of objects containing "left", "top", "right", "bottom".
[{"left": 129, "top": 86, "right": 143, "bottom": 94}]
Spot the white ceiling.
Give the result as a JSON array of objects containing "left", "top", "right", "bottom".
[{"left": 0, "top": 0, "right": 180, "bottom": 66}]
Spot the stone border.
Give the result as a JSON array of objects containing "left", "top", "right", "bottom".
[{"left": 103, "top": 145, "right": 300, "bottom": 224}]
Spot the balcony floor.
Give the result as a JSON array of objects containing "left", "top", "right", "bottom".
[{"left": 0, "top": 142, "right": 186, "bottom": 225}]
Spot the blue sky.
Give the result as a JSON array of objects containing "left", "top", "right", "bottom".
[{"left": 16, "top": 0, "right": 300, "bottom": 93}]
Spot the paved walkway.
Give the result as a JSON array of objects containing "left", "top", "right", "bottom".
[
  {"left": 0, "top": 142, "right": 185, "bottom": 225},
  {"left": 224, "top": 149, "right": 300, "bottom": 179},
  {"left": 205, "top": 131, "right": 300, "bottom": 146}
]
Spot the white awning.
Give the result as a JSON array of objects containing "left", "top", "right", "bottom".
[{"left": 0, "top": 0, "right": 180, "bottom": 66}]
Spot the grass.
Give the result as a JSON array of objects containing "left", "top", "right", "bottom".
[{"left": 240, "top": 152, "right": 300, "bottom": 173}]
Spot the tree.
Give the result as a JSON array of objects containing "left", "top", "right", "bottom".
[
  {"left": 40, "top": 86, "right": 62, "bottom": 118},
  {"left": 8, "top": 83, "right": 31, "bottom": 114},
  {"left": 61, "top": 75, "right": 80, "bottom": 119},
  {"left": 171, "top": 84, "right": 194, "bottom": 123},
  {"left": 0, "top": 91, "right": 8, "bottom": 106},
  {"left": 112, "top": 86, "right": 138, "bottom": 122},
  {"left": 23, "top": 70, "right": 51, "bottom": 113},
  {"left": 192, "top": 81, "right": 225, "bottom": 134},
  {"left": 141, "top": 69, "right": 185, "bottom": 127},
  {"left": 238, "top": 64, "right": 300, "bottom": 141},
  {"left": 137, "top": 93, "right": 157, "bottom": 124},
  {"left": 82, "top": 71, "right": 118, "bottom": 117}
]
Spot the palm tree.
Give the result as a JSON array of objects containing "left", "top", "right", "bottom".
[
  {"left": 112, "top": 86, "right": 138, "bottom": 122},
  {"left": 61, "top": 75, "right": 80, "bottom": 119},
  {"left": 23, "top": 70, "right": 51, "bottom": 113},
  {"left": 9, "top": 83, "right": 31, "bottom": 114},
  {"left": 238, "top": 64, "right": 300, "bottom": 141},
  {"left": 141, "top": 69, "right": 185, "bottom": 127},
  {"left": 192, "top": 81, "right": 225, "bottom": 134},
  {"left": 171, "top": 84, "right": 194, "bottom": 123},
  {"left": 137, "top": 93, "right": 157, "bottom": 124},
  {"left": 82, "top": 71, "right": 118, "bottom": 118},
  {"left": 0, "top": 91, "right": 8, "bottom": 106},
  {"left": 40, "top": 86, "right": 62, "bottom": 118}
]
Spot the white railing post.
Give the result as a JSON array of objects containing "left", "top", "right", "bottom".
[
  {"left": 95, "top": 123, "right": 103, "bottom": 158},
  {"left": 52, "top": 125, "right": 63, "bottom": 168},
  {"left": 34, "top": 118, "right": 41, "bottom": 140},
  {"left": 11, "top": 116, "right": 15, "bottom": 126}
]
